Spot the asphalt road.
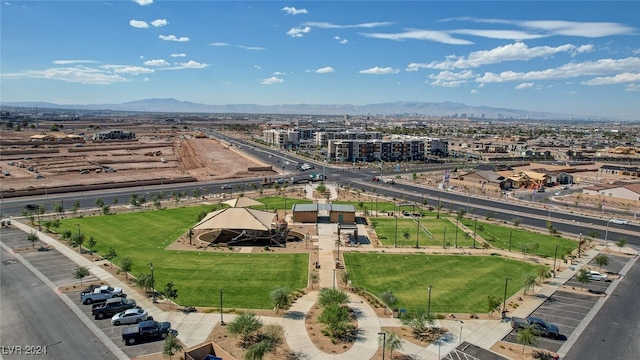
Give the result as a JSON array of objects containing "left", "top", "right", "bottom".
[
  {"left": 0, "top": 245, "right": 119, "bottom": 360},
  {"left": 563, "top": 256, "right": 640, "bottom": 360}
]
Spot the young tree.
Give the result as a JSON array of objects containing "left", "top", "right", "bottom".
[
  {"left": 163, "top": 281, "right": 178, "bottom": 309},
  {"left": 73, "top": 266, "right": 90, "bottom": 286},
  {"left": 576, "top": 268, "right": 591, "bottom": 291},
  {"left": 27, "top": 231, "right": 39, "bottom": 249},
  {"left": 53, "top": 202, "right": 64, "bottom": 214},
  {"left": 379, "top": 289, "right": 397, "bottom": 313},
  {"left": 244, "top": 340, "right": 270, "bottom": 360},
  {"left": 71, "top": 232, "right": 85, "bottom": 253},
  {"left": 400, "top": 309, "right": 435, "bottom": 338},
  {"left": 72, "top": 200, "right": 80, "bottom": 214},
  {"left": 487, "top": 295, "right": 502, "bottom": 317},
  {"left": 317, "top": 288, "right": 349, "bottom": 308},
  {"left": 102, "top": 205, "right": 110, "bottom": 215},
  {"left": 104, "top": 247, "right": 117, "bottom": 268},
  {"left": 616, "top": 238, "right": 627, "bottom": 253},
  {"left": 269, "top": 286, "right": 290, "bottom": 314},
  {"left": 162, "top": 333, "right": 183, "bottom": 360},
  {"left": 309, "top": 271, "right": 319, "bottom": 290},
  {"left": 227, "top": 312, "right": 263, "bottom": 345},
  {"left": 523, "top": 274, "right": 538, "bottom": 295},
  {"left": 594, "top": 254, "right": 609, "bottom": 272},
  {"left": 95, "top": 198, "right": 105, "bottom": 208},
  {"left": 517, "top": 325, "right": 538, "bottom": 354},
  {"left": 120, "top": 256, "right": 132, "bottom": 279},
  {"left": 536, "top": 265, "right": 551, "bottom": 283},
  {"left": 50, "top": 219, "right": 61, "bottom": 233},
  {"left": 136, "top": 273, "right": 153, "bottom": 295}
]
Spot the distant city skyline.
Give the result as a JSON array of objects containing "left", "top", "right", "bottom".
[{"left": 1, "top": 1, "right": 639, "bottom": 119}]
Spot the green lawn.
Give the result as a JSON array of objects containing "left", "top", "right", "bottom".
[
  {"left": 58, "top": 205, "right": 308, "bottom": 309},
  {"left": 344, "top": 253, "right": 539, "bottom": 313},
  {"left": 254, "top": 196, "right": 313, "bottom": 211},
  {"left": 370, "top": 217, "right": 472, "bottom": 247},
  {"left": 460, "top": 218, "right": 577, "bottom": 257}
]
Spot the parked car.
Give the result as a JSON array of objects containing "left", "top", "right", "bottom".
[
  {"left": 92, "top": 297, "right": 137, "bottom": 320},
  {"left": 372, "top": 177, "right": 380, "bottom": 182},
  {"left": 121, "top": 320, "right": 172, "bottom": 345},
  {"left": 383, "top": 178, "right": 395, "bottom": 184},
  {"left": 511, "top": 316, "right": 560, "bottom": 338},
  {"left": 609, "top": 219, "right": 628, "bottom": 225},
  {"left": 81, "top": 285, "right": 125, "bottom": 305},
  {"left": 35, "top": 175, "right": 46, "bottom": 179},
  {"left": 554, "top": 191, "right": 562, "bottom": 196},
  {"left": 112, "top": 308, "right": 148, "bottom": 326},
  {"left": 586, "top": 270, "right": 609, "bottom": 281},
  {"left": 80, "top": 169, "right": 90, "bottom": 174}
]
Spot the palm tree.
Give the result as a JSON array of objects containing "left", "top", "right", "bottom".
[
  {"left": 383, "top": 331, "right": 404, "bottom": 359},
  {"left": 536, "top": 265, "right": 551, "bottom": 283},
  {"left": 517, "top": 325, "right": 538, "bottom": 354},
  {"left": 227, "top": 312, "right": 263, "bottom": 344},
  {"left": 244, "top": 340, "right": 270, "bottom": 360},
  {"left": 616, "top": 238, "right": 627, "bottom": 253},
  {"left": 269, "top": 286, "right": 290, "bottom": 314},
  {"left": 136, "top": 273, "right": 153, "bottom": 295},
  {"left": 523, "top": 274, "right": 537, "bottom": 295},
  {"left": 27, "top": 231, "right": 39, "bottom": 249}
]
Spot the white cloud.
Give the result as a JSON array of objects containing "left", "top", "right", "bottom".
[
  {"left": 521, "top": 20, "right": 636, "bottom": 38},
  {"left": 143, "top": 77, "right": 151, "bottom": 82},
  {"left": 176, "top": 60, "right": 207, "bottom": 69},
  {"left": 515, "top": 82, "right": 535, "bottom": 90},
  {"left": 53, "top": 60, "right": 97, "bottom": 65},
  {"left": 254, "top": 65, "right": 261, "bottom": 70},
  {"left": 334, "top": 36, "right": 348, "bottom": 44},
  {"left": 143, "top": 59, "right": 170, "bottom": 66},
  {"left": 315, "top": 67, "right": 335, "bottom": 74},
  {"left": 150, "top": 19, "right": 168, "bottom": 27},
  {"left": 129, "top": 20, "right": 149, "bottom": 29},
  {"left": 274, "top": 71, "right": 287, "bottom": 75},
  {"left": 101, "top": 64, "right": 154, "bottom": 75},
  {"left": 286, "top": 26, "right": 311, "bottom": 38},
  {"left": 303, "top": 21, "right": 393, "bottom": 29},
  {"left": 448, "top": 29, "right": 546, "bottom": 41},
  {"left": 476, "top": 56, "right": 640, "bottom": 83},
  {"left": 159, "top": 34, "right": 189, "bottom": 42},
  {"left": 572, "top": 44, "right": 595, "bottom": 57},
  {"left": 209, "top": 42, "right": 264, "bottom": 50},
  {"left": 133, "top": 0, "right": 153, "bottom": 5},
  {"left": 581, "top": 72, "right": 640, "bottom": 85},
  {"left": 625, "top": 84, "right": 640, "bottom": 91},
  {"left": 428, "top": 70, "right": 475, "bottom": 87},
  {"left": 261, "top": 76, "right": 284, "bottom": 85},
  {"left": 470, "top": 89, "right": 479, "bottom": 94},
  {"left": 411, "top": 42, "right": 584, "bottom": 71},
  {"left": 361, "top": 29, "right": 473, "bottom": 45},
  {"left": 359, "top": 66, "right": 400, "bottom": 75},
  {"left": 282, "top": 6, "right": 307, "bottom": 15},
  {"left": 171, "top": 53, "right": 187, "bottom": 57},
  {"left": 3, "top": 66, "right": 130, "bottom": 84}
]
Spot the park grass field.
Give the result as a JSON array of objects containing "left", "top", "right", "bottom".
[
  {"left": 344, "top": 253, "right": 539, "bottom": 313},
  {"left": 459, "top": 218, "right": 577, "bottom": 257},
  {"left": 58, "top": 205, "right": 308, "bottom": 309},
  {"left": 370, "top": 217, "right": 474, "bottom": 247},
  {"left": 253, "top": 196, "right": 313, "bottom": 211}
]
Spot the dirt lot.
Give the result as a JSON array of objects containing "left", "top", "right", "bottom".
[{"left": 0, "top": 126, "right": 276, "bottom": 195}]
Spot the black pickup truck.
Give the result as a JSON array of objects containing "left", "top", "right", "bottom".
[
  {"left": 92, "top": 297, "right": 137, "bottom": 320},
  {"left": 511, "top": 316, "right": 560, "bottom": 338},
  {"left": 121, "top": 320, "right": 172, "bottom": 345}
]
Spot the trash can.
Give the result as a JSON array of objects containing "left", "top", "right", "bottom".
[{"left": 393, "top": 308, "right": 399, "bottom": 318}]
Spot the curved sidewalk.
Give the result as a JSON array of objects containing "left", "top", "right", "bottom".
[{"left": 282, "top": 291, "right": 381, "bottom": 360}]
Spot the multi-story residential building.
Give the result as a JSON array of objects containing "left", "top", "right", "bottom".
[
  {"left": 262, "top": 129, "right": 300, "bottom": 149},
  {"left": 327, "top": 139, "right": 425, "bottom": 163},
  {"left": 314, "top": 129, "right": 383, "bottom": 147}
]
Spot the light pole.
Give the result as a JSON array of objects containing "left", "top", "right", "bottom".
[
  {"left": 220, "top": 288, "right": 225, "bottom": 325},
  {"left": 148, "top": 262, "right": 155, "bottom": 303},
  {"left": 427, "top": 284, "right": 433, "bottom": 317},
  {"left": 472, "top": 219, "right": 477, "bottom": 248},
  {"left": 604, "top": 219, "right": 610, "bottom": 244},
  {"left": 455, "top": 215, "right": 459, "bottom": 248},
  {"left": 578, "top": 232, "right": 583, "bottom": 258},
  {"left": 333, "top": 268, "right": 336, "bottom": 289},
  {"left": 553, "top": 245, "right": 559, "bottom": 278},
  {"left": 394, "top": 204, "right": 398, "bottom": 247},
  {"left": 378, "top": 332, "right": 386, "bottom": 360},
  {"left": 502, "top": 277, "right": 511, "bottom": 314},
  {"left": 443, "top": 228, "right": 446, "bottom": 249},
  {"left": 76, "top": 223, "right": 81, "bottom": 238},
  {"left": 508, "top": 231, "right": 513, "bottom": 252},
  {"left": 415, "top": 211, "right": 420, "bottom": 249}
]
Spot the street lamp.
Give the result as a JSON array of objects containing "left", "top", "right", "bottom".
[
  {"left": 508, "top": 231, "right": 513, "bottom": 252},
  {"left": 502, "top": 277, "right": 511, "bottom": 315},
  {"left": 443, "top": 228, "right": 446, "bottom": 249},
  {"left": 220, "top": 288, "right": 226, "bottom": 325},
  {"left": 578, "top": 232, "right": 583, "bottom": 258},
  {"left": 455, "top": 215, "right": 459, "bottom": 248},
  {"left": 378, "top": 332, "right": 386, "bottom": 360},
  {"left": 472, "top": 219, "right": 477, "bottom": 248},
  {"left": 604, "top": 219, "right": 610, "bottom": 244},
  {"left": 394, "top": 204, "right": 398, "bottom": 248},
  {"left": 553, "top": 245, "right": 559, "bottom": 278},
  {"left": 148, "top": 262, "right": 155, "bottom": 303},
  {"left": 415, "top": 211, "right": 420, "bottom": 249},
  {"left": 427, "top": 284, "right": 433, "bottom": 317},
  {"left": 333, "top": 268, "right": 336, "bottom": 289}
]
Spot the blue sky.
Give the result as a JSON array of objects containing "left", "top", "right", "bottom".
[{"left": 1, "top": 1, "right": 639, "bottom": 119}]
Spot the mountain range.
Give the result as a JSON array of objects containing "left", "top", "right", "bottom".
[{"left": 1, "top": 98, "right": 574, "bottom": 120}]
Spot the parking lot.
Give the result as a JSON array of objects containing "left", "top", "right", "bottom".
[
  {"left": 0, "top": 226, "right": 163, "bottom": 358},
  {"left": 503, "top": 253, "right": 631, "bottom": 353}
]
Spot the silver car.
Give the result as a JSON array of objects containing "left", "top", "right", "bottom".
[{"left": 111, "top": 308, "right": 148, "bottom": 326}]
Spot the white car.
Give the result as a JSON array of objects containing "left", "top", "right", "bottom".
[
  {"left": 112, "top": 308, "right": 148, "bottom": 326},
  {"left": 609, "top": 219, "right": 628, "bottom": 225},
  {"left": 586, "top": 270, "right": 608, "bottom": 281}
]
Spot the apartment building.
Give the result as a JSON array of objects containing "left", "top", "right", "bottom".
[
  {"left": 327, "top": 139, "right": 425, "bottom": 163},
  {"left": 262, "top": 129, "right": 300, "bottom": 149}
]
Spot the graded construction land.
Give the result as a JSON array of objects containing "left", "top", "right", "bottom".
[{"left": 0, "top": 126, "right": 276, "bottom": 197}]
